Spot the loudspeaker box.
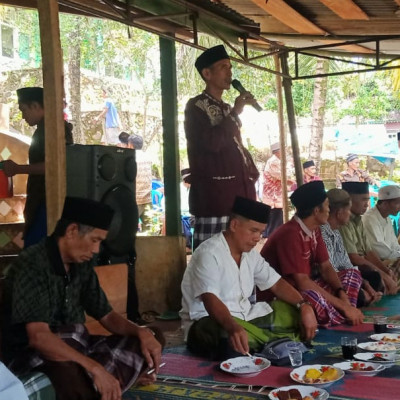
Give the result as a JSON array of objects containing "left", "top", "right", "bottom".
[{"left": 66, "top": 144, "right": 138, "bottom": 259}]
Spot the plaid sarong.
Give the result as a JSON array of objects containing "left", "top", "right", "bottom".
[
  {"left": 10, "top": 324, "right": 144, "bottom": 393},
  {"left": 302, "top": 269, "right": 362, "bottom": 327},
  {"left": 193, "top": 216, "right": 229, "bottom": 250}
]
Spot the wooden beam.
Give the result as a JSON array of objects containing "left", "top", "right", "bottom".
[
  {"left": 37, "top": 0, "right": 66, "bottom": 234},
  {"left": 159, "top": 37, "right": 181, "bottom": 237},
  {"left": 323, "top": 40, "right": 375, "bottom": 54},
  {"left": 251, "top": 0, "right": 326, "bottom": 35},
  {"left": 318, "top": 0, "right": 369, "bottom": 20}
]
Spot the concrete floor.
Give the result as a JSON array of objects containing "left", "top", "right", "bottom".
[{"left": 147, "top": 318, "right": 184, "bottom": 348}]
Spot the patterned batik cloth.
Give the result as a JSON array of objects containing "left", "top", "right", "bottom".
[
  {"left": 193, "top": 216, "right": 229, "bottom": 250},
  {"left": 302, "top": 269, "right": 363, "bottom": 327},
  {"left": 10, "top": 324, "right": 144, "bottom": 393}
]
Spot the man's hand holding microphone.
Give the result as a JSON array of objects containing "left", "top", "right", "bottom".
[{"left": 231, "top": 79, "right": 263, "bottom": 115}]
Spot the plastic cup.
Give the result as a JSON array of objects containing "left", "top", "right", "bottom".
[
  {"left": 341, "top": 336, "right": 357, "bottom": 359},
  {"left": 373, "top": 315, "right": 388, "bottom": 334},
  {"left": 286, "top": 342, "right": 303, "bottom": 367}
]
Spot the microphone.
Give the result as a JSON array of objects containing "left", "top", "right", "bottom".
[{"left": 231, "top": 79, "right": 262, "bottom": 112}]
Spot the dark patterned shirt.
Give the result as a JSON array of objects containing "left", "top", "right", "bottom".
[
  {"left": 184, "top": 91, "right": 259, "bottom": 217},
  {"left": 2, "top": 236, "right": 111, "bottom": 362}
]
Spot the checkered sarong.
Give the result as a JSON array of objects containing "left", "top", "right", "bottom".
[
  {"left": 10, "top": 324, "right": 144, "bottom": 393},
  {"left": 193, "top": 216, "right": 229, "bottom": 250},
  {"left": 301, "top": 269, "right": 362, "bottom": 327}
]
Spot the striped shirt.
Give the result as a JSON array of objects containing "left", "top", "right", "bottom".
[{"left": 320, "top": 223, "right": 357, "bottom": 272}]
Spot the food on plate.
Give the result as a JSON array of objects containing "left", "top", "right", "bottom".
[
  {"left": 371, "top": 353, "right": 391, "bottom": 362},
  {"left": 304, "top": 369, "right": 322, "bottom": 380},
  {"left": 296, "top": 366, "right": 338, "bottom": 384},
  {"left": 380, "top": 335, "right": 400, "bottom": 343},
  {"left": 363, "top": 342, "right": 396, "bottom": 351},
  {"left": 275, "top": 388, "right": 317, "bottom": 400},
  {"left": 320, "top": 367, "right": 338, "bottom": 381},
  {"left": 350, "top": 362, "right": 374, "bottom": 371}
]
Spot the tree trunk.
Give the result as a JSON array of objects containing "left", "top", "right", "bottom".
[
  {"left": 67, "top": 21, "right": 83, "bottom": 143},
  {"left": 309, "top": 59, "right": 329, "bottom": 173}
]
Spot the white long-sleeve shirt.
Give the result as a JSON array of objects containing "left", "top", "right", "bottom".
[{"left": 362, "top": 206, "right": 400, "bottom": 260}]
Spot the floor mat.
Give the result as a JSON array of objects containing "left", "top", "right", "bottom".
[{"left": 126, "top": 294, "right": 400, "bottom": 399}]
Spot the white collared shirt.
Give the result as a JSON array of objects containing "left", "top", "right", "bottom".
[{"left": 180, "top": 232, "right": 281, "bottom": 338}]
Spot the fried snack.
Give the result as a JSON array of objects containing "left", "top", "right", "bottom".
[
  {"left": 304, "top": 368, "right": 322, "bottom": 380},
  {"left": 320, "top": 367, "right": 338, "bottom": 381}
]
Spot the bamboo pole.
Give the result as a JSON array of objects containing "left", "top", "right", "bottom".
[
  {"left": 280, "top": 53, "right": 303, "bottom": 188},
  {"left": 37, "top": 0, "right": 66, "bottom": 234},
  {"left": 274, "top": 54, "right": 289, "bottom": 222}
]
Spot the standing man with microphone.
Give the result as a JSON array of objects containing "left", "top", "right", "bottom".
[{"left": 185, "top": 45, "right": 261, "bottom": 249}]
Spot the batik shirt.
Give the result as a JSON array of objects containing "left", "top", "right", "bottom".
[
  {"left": 320, "top": 223, "right": 357, "bottom": 271},
  {"left": 336, "top": 168, "right": 376, "bottom": 187},
  {"left": 184, "top": 91, "right": 259, "bottom": 217}
]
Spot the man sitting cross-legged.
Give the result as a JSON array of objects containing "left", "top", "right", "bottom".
[
  {"left": 2, "top": 197, "right": 163, "bottom": 400},
  {"left": 261, "top": 181, "right": 364, "bottom": 327},
  {"left": 180, "top": 196, "right": 317, "bottom": 361},
  {"left": 362, "top": 185, "right": 400, "bottom": 284},
  {"left": 320, "top": 188, "right": 382, "bottom": 307},
  {"left": 339, "top": 182, "right": 398, "bottom": 295}
]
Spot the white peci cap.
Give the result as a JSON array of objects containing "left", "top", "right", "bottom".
[{"left": 378, "top": 185, "right": 400, "bottom": 200}]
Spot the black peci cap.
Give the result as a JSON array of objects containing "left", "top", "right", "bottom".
[{"left": 232, "top": 196, "right": 270, "bottom": 224}]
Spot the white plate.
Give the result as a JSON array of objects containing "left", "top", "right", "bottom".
[
  {"left": 290, "top": 365, "right": 344, "bottom": 388},
  {"left": 386, "top": 324, "right": 400, "bottom": 332},
  {"left": 370, "top": 333, "right": 400, "bottom": 345},
  {"left": 354, "top": 352, "right": 399, "bottom": 364},
  {"left": 332, "top": 361, "right": 385, "bottom": 376},
  {"left": 357, "top": 341, "right": 398, "bottom": 353},
  {"left": 268, "top": 385, "right": 329, "bottom": 400},
  {"left": 220, "top": 356, "right": 270, "bottom": 377}
]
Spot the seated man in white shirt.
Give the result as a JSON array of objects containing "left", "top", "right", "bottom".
[
  {"left": 180, "top": 196, "right": 317, "bottom": 360},
  {"left": 363, "top": 185, "right": 400, "bottom": 283}
]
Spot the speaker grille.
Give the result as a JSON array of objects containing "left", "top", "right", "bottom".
[{"left": 66, "top": 144, "right": 137, "bottom": 258}]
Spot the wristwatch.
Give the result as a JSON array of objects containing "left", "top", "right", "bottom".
[{"left": 295, "top": 299, "right": 312, "bottom": 309}]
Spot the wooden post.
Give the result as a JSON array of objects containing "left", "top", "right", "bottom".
[
  {"left": 274, "top": 55, "right": 289, "bottom": 222},
  {"left": 280, "top": 53, "right": 303, "bottom": 188},
  {"left": 37, "top": 0, "right": 66, "bottom": 234},
  {"left": 159, "top": 37, "right": 181, "bottom": 236}
]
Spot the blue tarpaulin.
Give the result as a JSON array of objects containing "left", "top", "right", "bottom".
[{"left": 335, "top": 125, "right": 398, "bottom": 166}]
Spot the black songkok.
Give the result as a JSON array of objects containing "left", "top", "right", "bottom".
[
  {"left": 341, "top": 182, "right": 369, "bottom": 195},
  {"left": 61, "top": 197, "right": 114, "bottom": 230},
  {"left": 195, "top": 45, "right": 229, "bottom": 75},
  {"left": 232, "top": 196, "right": 270, "bottom": 224},
  {"left": 16, "top": 87, "right": 43, "bottom": 104},
  {"left": 290, "top": 181, "right": 327, "bottom": 211},
  {"left": 303, "top": 160, "right": 315, "bottom": 169}
]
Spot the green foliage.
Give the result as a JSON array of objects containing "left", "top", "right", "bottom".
[
  {"left": 337, "top": 77, "right": 393, "bottom": 122},
  {"left": 291, "top": 79, "right": 314, "bottom": 116}
]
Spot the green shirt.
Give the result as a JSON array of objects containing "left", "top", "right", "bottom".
[
  {"left": 2, "top": 235, "right": 111, "bottom": 362},
  {"left": 339, "top": 213, "right": 373, "bottom": 256}
]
